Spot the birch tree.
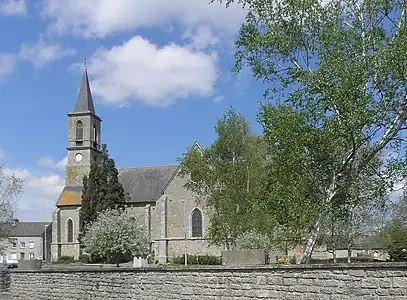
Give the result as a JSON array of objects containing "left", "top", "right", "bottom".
[
  {"left": 181, "top": 108, "right": 266, "bottom": 249},
  {"left": 214, "top": 0, "right": 407, "bottom": 263}
]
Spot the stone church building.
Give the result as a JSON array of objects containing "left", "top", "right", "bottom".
[{"left": 51, "top": 68, "right": 220, "bottom": 263}]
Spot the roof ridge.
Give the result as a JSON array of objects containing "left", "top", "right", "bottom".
[
  {"left": 118, "top": 164, "right": 179, "bottom": 171},
  {"left": 15, "top": 221, "right": 51, "bottom": 224}
]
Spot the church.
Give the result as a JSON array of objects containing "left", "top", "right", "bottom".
[{"left": 50, "top": 67, "right": 220, "bottom": 263}]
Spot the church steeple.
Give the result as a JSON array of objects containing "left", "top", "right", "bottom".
[
  {"left": 74, "top": 62, "right": 95, "bottom": 113},
  {"left": 64, "top": 62, "right": 102, "bottom": 187}
]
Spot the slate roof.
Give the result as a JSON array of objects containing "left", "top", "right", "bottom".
[
  {"left": 8, "top": 222, "right": 51, "bottom": 237},
  {"left": 74, "top": 67, "right": 95, "bottom": 113},
  {"left": 56, "top": 165, "right": 179, "bottom": 206},
  {"left": 118, "top": 165, "right": 179, "bottom": 203}
]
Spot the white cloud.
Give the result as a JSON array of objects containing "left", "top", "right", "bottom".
[
  {"left": 3, "top": 167, "right": 63, "bottom": 221},
  {"left": 183, "top": 25, "right": 220, "bottom": 50},
  {"left": 0, "top": 0, "right": 27, "bottom": 16},
  {"left": 41, "top": 0, "right": 245, "bottom": 39},
  {"left": 19, "top": 40, "right": 76, "bottom": 69},
  {"left": 213, "top": 95, "right": 224, "bottom": 103},
  {"left": 88, "top": 36, "right": 219, "bottom": 107},
  {"left": 0, "top": 53, "right": 17, "bottom": 76},
  {"left": 37, "top": 156, "right": 67, "bottom": 169}
]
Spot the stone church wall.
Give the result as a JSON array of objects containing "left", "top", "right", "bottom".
[
  {"left": 161, "top": 172, "right": 221, "bottom": 260},
  {"left": 5, "top": 263, "right": 407, "bottom": 299},
  {"left": 52, "top": 207, "right": 80, "bottom": 260},
  {"left": 126, "top": 204, "right": 157, "bottom": 237}
]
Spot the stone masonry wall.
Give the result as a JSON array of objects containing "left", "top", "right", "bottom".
[{"left": 4, "top": 263, "right": 407, "bottom": 300}]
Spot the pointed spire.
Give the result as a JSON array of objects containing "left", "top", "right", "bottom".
[{"left": 74, "top": 58, "right": 95, "bottom": 113}]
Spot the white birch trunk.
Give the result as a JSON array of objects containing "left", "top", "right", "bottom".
[{"left": 298, "top": 214, "right": 321, "bottom": 264}]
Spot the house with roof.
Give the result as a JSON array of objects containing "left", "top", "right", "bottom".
[
  {"left": 2, "top": 221, "right": 52, "bottom": 263},
  {"left": 51, "top": 66, "right": 220, "bottom": 263}
]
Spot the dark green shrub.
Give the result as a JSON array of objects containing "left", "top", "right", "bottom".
[
  {"left": 172, "top": 254, "right": 221, "bottom": 265},
  {"left": 89, "top": 254, "right": 104, "bottom": 264},
  {"left": 58, "top": 256, "right": 75, "bottom": 264},
  {"left": 79, "top": 254, "right": 90, "bottom": 263}
]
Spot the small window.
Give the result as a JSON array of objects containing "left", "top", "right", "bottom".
[
  {"left": 67, "top": 219, "right": 73, "bottom": 243},
  {"left": 10, "top": 253, "right": 17, "bottom": 260},
  {"left": 28, "top": 242, "right": 34, "bottom": 249},
  {"left": 20, "top": 242, "right": 25, "bottom": 249},
  {"left": 11, "top": 242, "right": 16, "bottom": 249},
  {"left": 93, "top": 125, "right": 98, "bottom": 148},
  {"left": 28, "top": 253, "right": 34, "bottom": 260},
  {"left": 191, "top": 208, "right": 203, "bottom": 238}
]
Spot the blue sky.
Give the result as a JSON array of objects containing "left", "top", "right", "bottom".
[{"left": 0, "top": 0, "right": 267, "bottom": 221}]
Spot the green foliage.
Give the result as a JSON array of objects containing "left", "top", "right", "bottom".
[
  {"left": 391, "top": 189, "right": 407, "bottom": 227},
  {"left": 235, "top": 230, "right": 273, "bottom": 251},
  {"left": 213, "top": 0, "right": 407, "bottom": 263},
  {"left": 79, "top": 144, "right": 128, "bottom": 242},
  {"left": 78, "top": 254, "right": 90, "bottom": 264},
  {"left": 378, "top": 219, "right": 407, "bottom": 262},
  {"left": 81, "top": 209, "right": 149, "bottom": 265},
  {"left": 172, "top": 255, "right": 222, "bottom": 265},
  {"left": 180, "top": 108, "right": 266, "bottom": 249},
  {"left": 57, "top": 256, "right": 75, "bottom": 264},
  {"left": 276, "top": 257, "right": 293, "bottom": 265}
]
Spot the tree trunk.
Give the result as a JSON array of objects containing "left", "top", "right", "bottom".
[
  {"left": 347, "top": 240, "right": 352, "bottom": 264},
  {"left": 298, "top": 214, "right": 321, "bottom": 264}
]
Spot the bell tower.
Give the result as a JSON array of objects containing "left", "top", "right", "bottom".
[
  {"left": 52, "top": 63, "right": 102, "bottom": 261},
  {"left": 66, "top": 64, "right": 102, "bottom": 186}
]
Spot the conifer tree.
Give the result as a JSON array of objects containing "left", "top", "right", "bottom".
[
  {"left": 96, "top": 145, "right": 127, "bottom": 212},
  {"left": 79, "top": 144, "right": 127, "bottom": 242}
]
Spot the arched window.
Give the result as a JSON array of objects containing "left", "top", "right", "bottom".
[
  {"left": 67, "top": 219, "right": 73, "bottom": 243},
  {"left": 76, "top": 121, "right": 83, "bottom": 140},
  {"left": 191, "top": 208, "right": 203, "bottom": 238}
]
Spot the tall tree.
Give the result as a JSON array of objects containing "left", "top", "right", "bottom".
[
  {"left": 181, "top": 108, "right": 266, "bottom": 249},
  {"left": 0, "top": 166, "right": 23, "bottom": 239},
  {"left": 79, "top": 144, "right": 127, "bottom": 240},
  {"left": 214, "top": 0, "right": 407, "bottom": 263},
  {"left": 378, "top": 219, "right": 407, "bottom": 261}
]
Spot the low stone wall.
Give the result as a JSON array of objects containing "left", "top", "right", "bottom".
[{"left": 4, "top": 263, "right": 407, "bottom": 299}]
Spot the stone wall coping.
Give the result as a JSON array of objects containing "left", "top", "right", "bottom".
[{"left": 10, "top": 262, "right": 407, "bottom": 274}]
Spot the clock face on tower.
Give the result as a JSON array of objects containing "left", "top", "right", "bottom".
[{"left": 75, "top": 153, "right": 83, "bottom": 163}]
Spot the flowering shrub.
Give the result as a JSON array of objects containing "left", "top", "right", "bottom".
[
  {"left": 82, "top": 209, "right": 150, "bottom": 265},
  {"left": 235, "top": 230, "right": 273, "bottom": 251}
]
